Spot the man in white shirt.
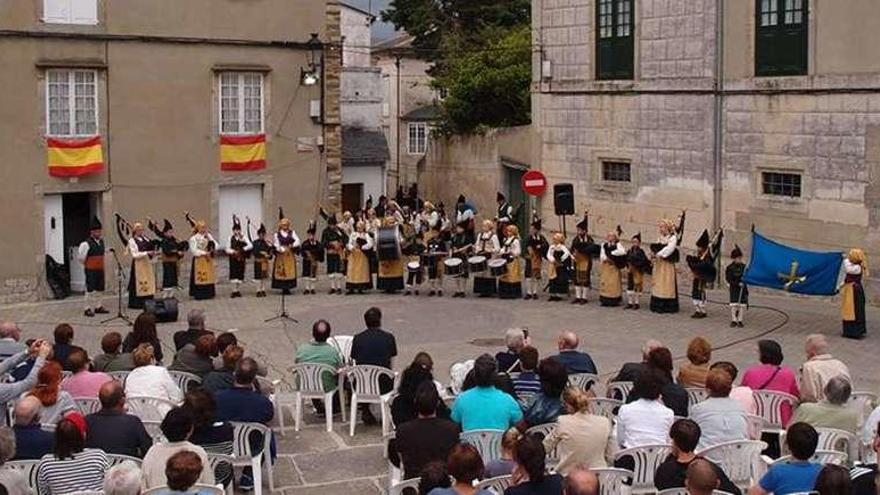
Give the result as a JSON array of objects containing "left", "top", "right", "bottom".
[
  {"left": 800, "top": 334, "right": 851, "bottom": 403},
  {"left": 141, "top": 407, "right": 214, "bottom": 489},
  {"left": 616, "top": 369, "right": 674, "bottom": 449},
  {"left": 690, "top": 369, "right": 748, "bottom": 450}
]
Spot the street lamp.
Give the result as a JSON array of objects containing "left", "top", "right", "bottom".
[{"left": 300, "top": 32, "right": 321, "bottom": 86}]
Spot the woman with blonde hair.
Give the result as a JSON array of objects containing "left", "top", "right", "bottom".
[
  {"left": 473, "top": 219, "right": 500, "bottom": 297},
  {"left": 483, "top": 427, "right": 522, "bottom": 478},
  {"left": 125, "top": 344, "right": 183, "bottom": 411},
  {"left": 543, "top": 387, "right": 612, "bottom": 475},
  {"left": 188, "top": 218, "right": 217, "bottom": 300},
  {"left": 677, "top": 336, "right": 712, "bottom": 388},
  {"left": 346, "top": 220, "right": 373, "bottom": 294},
  {"left": 841, "top": 248, "right": 868, "bottom": 339},
  {"left": 498, "top": 224, "right": 523, "bottom": 299},
  {"left": 546, "top": 232, "right": 571, "bottom": 302},
  {"left": 649, "top": 213, "right": 683, "bottom": 313}
]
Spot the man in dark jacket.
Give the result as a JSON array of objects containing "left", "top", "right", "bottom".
[
  {"left": 85, "top": 380, "right": 153, "bottom": 457},
  {"left": 551, "top": 331, "right": 597, "bottom": 375},
  {"left": 654, "top": 418, "right": 740, "bottom": 494},
  {"left": 173, "top": 309, "right": 213, "bottom": 351},
  {"left": 12, "top": 396, "right": 53, "bottom": 460},
  {"left": 393, "top": 382, "right": 460, "bottom": 480}
]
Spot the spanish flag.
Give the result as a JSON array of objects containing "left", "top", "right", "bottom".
[
  {"left": 220, "top": 134, "right": 267, "bottom": 171},
  {"left": 47, "top": 136, "right": 104, "bottom": 177}
]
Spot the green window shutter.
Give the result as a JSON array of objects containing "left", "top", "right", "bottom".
[
  {"left": 756, "top": 0, "right": 808, "bottom": 76},
  {"left": 597, "top": 0, "right": 634, "bottom": 80}
]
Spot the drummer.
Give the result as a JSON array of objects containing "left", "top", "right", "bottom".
[
  {"left": 449, "top": 220, "right": 473, "bottom": 298},
  {"left": 473, "top": 219, "right": 500, "bottom": 297},
  {"left": 426, "top": 229, "right": 446, "bottom": 296},
  {"left": 498, "top": 224, "right": 523, "bottom": 299},
  {"left": 404, "top": 232, "right": 426, "bottom": 296},
  {"left": 377, "top": 216, "right": 406, "bottom": 294}
]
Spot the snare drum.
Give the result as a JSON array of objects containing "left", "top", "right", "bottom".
[
  {"left": 406, "top": 261, "right": 422, "bottom": 274},
  {"left": 468, "top": 256, "right": 488, "bottom": 273},
  {"left": 488, "top": 258, "right": 508, "bottom": 277},
  {"left": 443, "top": 258, "right": 463, "bottom": 276}
]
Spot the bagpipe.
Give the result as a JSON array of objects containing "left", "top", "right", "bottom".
[
  {"left": 604, "top": 225, "right": 629, "bottom": 269},
  {"left": 245, "top": 216, "right": 275, "bottom": 261},
  {"left": 686, "top": 228, "right": 724, "bottom": 282},
  {"left": 146, "top": 218, "right": 188, "bottom": 254},
  {"left": 184, "top": 211, "right": 216, "bottom": 254},
  {"left": 114, "top": 213, "right": 162, "bottom": 253}
]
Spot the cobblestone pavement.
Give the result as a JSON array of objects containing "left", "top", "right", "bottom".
[{"left": 0, "top": 281, "right": 877, "bottom": 494}]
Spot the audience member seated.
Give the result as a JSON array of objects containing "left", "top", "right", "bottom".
[
  {"left": 12, "top": 396, "right": 54, "bottom": 460},
  {"left": 851, "top": 420, "right": 880, "bottom": 495},
  {"left": 484, "top": 428, "right": 522, "bottom": 479},
  {"left": 543, "top": 387, "right": 611, "bottom": 475},
  {"left": 419, "top": 461, "right": 452, "bottom": 494},
  {"left": 156, "top": 450, "right": 214, "bottom": 495},
  {"left": 61, "top": 346, "right": 112, "bottom": 398},
  {"left": 142, "top": 407, "right": 214, "bottom": 489},
  {"left": 36, "top": 418, "right": 109, "bottom": 495},
  {"left": 496, "top": 328, "right": 527, "bottom": 374},
  {"left": 0, "top": 427, "right": 31, "bottom": 494},
  {"left": 294, "top": 320, "right": 344, "bottom": 414},
  {"left": 125, "top": 343, "right": 183, "bottom": 407},
  {"left": 690, "top": 368, "right": 748, "bottom": 449},
  {"left": 677, "top": 336, "right": 712, "bottom": 388},
  {"left": 169, "top": 334, "right": 217, "bottom": 378},
  {"left": 173, "top": 309, "right": 213, "bottom": 352},
  {"left": 394, "top": 382, "right": 460, "bottom": 481},
  {"left": 710, "top": 361, "right": 756, "bottom": 414},
  {"left": 351, "top": 307, "right": 398, "bottom": 425},
  {"left": 201, "top": 344, "right": 243, "bottom": 394},
  {"left": 0, "top": 339, "right": 51, "bottom": 421},
  {"left": 27, "top": 360, "right": 77, "bottom": 425},
  {"left": 505, "top": 434, "right": 563, "bottom": 495},
  {"left": 520, "top": 358, "right": 568, "bottom": 428},
  {"left": 814, "top": 464, "right": 851, "bottom": 495},
  {"left": 550, "top": 332, "right": 597, "bottom": 375},
  {"left": 561, "top": 466, "right": 599, "bottom": 495},
  {"left": 512, "top": 347, "right": 542, "bottom": 408},
  {"left": 182, "top": 389, "right": 234, "bottom": 486},
  {"left": 800, "top": 334, "right": 851, "bottom": 403},
  {"left": 85, "top": 380, "right": 152, "bottom": 457},
  {"left": 428, "top": 444, "right": 493, "bottom": 495},
  {"left": 685, "top": 458, "right": 723, "bottom": 495},
  {"left": 610, "top": 339, "right": 662, "bottom": 384},
  {"left": 791, "top": 375, "right": 858, "bottom": 434},
  {"left": 0, "top": 322, "right": 25, "bottom": 359},
  {"left": 451, "top": 354, "right": 522, "bottom": 431},
  {"left": 749, "top": 422, "right": 822, "bottom": 495},
  {"left": 104, "top": 460, "right": 142, "bottom": 495},
  {"left": 654, "top": 419, "right": 740, "bottom": 494},
  {"left": 209, "top": 332, "right": 270, "bottom": 377},
  {"left": 51, "top": 323, "right": 75, "bottom": 371},
  {"left": 627, "top": 347, "right": 688, "bottom": 417},
  {"left": 740, "top": 340, "right": 799, "bottom": 427},
  {"left": 124, "top": 312, "right": 165, "bottom": 365},
  {"left": 92, "top": 331, "right": 136, "bottom": 373},
  {"left": 616, "top": 369, "right": 674, "bottom": 450},
  {"left": 391, "top": 352, "right": 449, "bottom": 427}
]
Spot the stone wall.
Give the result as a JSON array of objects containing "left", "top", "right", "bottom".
[{"left": 0, "top": 277, "right": 40, "bottom": 305}]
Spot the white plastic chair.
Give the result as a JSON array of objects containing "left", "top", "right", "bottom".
[
  {"left": 591, "top": 467, "right": 633, "bottom": 495},
  {"left": 168, "top": 370, "right": 202, "bottom": 392},
  {"left": 612, "top": 444, "right": 671, "bottom": 494},
  {"left": 230, "top": 421, "right": 273, "bottom": 495},
  {"left": 206, "top": 452, "right": 236, "bottom": 495},
  {"left": 389, "top": 477, "right": 421, "bottom": 495},
  {"left": 107, "top": 370, "right": 130, "bottom": 385},
  {"left": 745, "top": 413, "right": 764, "bottom": 440},
  {"left": 696, "top": 440, "right": 768, "bottom": 491},
  {"left": 141, "top": 420, "right": 167, "bottom": 444},
  {"left": 144, "top": 484, "right": 225, "bottom": 495},
  {"left": 772, "top": 449, "right": 848, "bottom": 466},
  {"left": 526, "top": 423, "right": 559, "bottom": 466},
  {"left": 587, "top": 397, "right": 622, "bottom": 421},
  {"left": 686, "top": 387, "right": 708, "bottom": 407},
  {"left": 74, "top": 397, "right": 102, "bottom": 416},
  {"left": 475, "top": 474, "right": 514, "bottom": 495},
  {"left": 753, "top": 390, "right": 798, "bottom": 434},
  {"left": 327, "top": 335, "right": 354, "bottom": 365},
  {"left": 289, "top": 363, "right": 345, "bottom": 433},
  {"left": 816, "top": 427, "right": 859, "bottom": 461},
  {"left": 126, "top": 395, "right": 178, "bottom": 422},
  {"left": 460, "top": 429, "right": 504, "bottom": 464},
  {"left": 607, "top": 381, "right": 634, "bottom": 402},
  {"left": 448, "top": 360, "right": 475, "bottom": 396},
  {"left": 254, "top": 375, "right": 287, "bottom": 434},
  {"left": 107, "top": 453, "right": 143, "bottom": 468},
  {"left": 569, "top": 373, "right": 600, "bottom": 391},
  {"left": 1, "top": 459, "right": 39, "bottom": 493},
  {"left": 848, "top": 391, "right": 878, "bottom": 430},
  {"left": 347, "top": 365, "right": 395, "bottom": 436}
]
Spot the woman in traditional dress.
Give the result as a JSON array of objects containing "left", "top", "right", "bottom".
[
  {"left": 546, "top": 232, "right": 571, "bottom": 302},
  {"left": 346, "top": 221, "right": 373, "bottom": 294},
  {"left": 272, "top": 212, "right": 300, "bottom": 295},
  {"left": 127, "top": 222, "right": 156, "bottom": 309},
  {"left": 377, "top": 217, "right": 405, "bottom": 293},
  {"left": 598, "top": 229, "right": 627, "bottom": 307},
  {"left": 841, "top": 248, "right": 868, "bottom": 339},
  {"left": 498, "top": 225, "right": 523, "bottom": 299},
  {"left": 473, "top": 219, "right": 500, "bottom": 297},
  {"left": 188, "top": 219, "right": 217, "bottom": 300},
  {"left": 649, "top": 215, "right": 683, "bottom": 313}
]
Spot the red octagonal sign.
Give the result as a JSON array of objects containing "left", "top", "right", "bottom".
[{"left": 521, "top": 170, "right": 548, "bottom": 196}]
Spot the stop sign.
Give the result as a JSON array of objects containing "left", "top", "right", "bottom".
[{"left": 521, "top": 170, "right": 548, "bottom": 196}]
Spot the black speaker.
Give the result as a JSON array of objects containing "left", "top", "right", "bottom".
[
  {"left": 554, "top": 183, "right": 575, "bottom": 216},
  {"left": 144, "top": 297, "right": 179, "bottom": 323}
]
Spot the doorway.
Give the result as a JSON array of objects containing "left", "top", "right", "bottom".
[
  {"left": 503, "top": 162, "right": 529, "bottom": 239},
  {"left": 218, "top": 184, "right": 264, "bottom": 248},
  {"left": 43, "top": 192, "right": 101, "bottom": 293},
  {"left": 342, "top": 183, "right": 364, "bottom": 214}
]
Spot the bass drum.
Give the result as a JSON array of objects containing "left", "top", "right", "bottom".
[{"left": 376, "top": 227, "right": 401, "bottom": 261}]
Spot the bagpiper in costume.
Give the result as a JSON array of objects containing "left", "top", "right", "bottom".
[
  {"left": 498, "top": 225, "right": 523, "bottom": 300},
  {"left": 841, "top": 248, "right": 868, "bottom": 339},
  {"left": 226, "top": 215, "right": 252, "bottom": 298},
  {"left": 625, "top": 232, "right": 652, "bottom": 310},
  {"left": 272, "top": 209, "right": 300, "bottom": 295},
  {"left": 449, "top": 221, "right": 473, "bottom": 298},
  {"left": 78, "top": 216, "right": 109, "bottom": 317},
  {"left": 377, "top": 217, "right": 405, "bottom": 294},
  {"left": 546, "top": 232, "right": 572, "bottom": 302},
  {"left": 250, "top": 222, "right": 273, "bottom": 297},
  {"left": 473, "top": 219, "right": 501, "bottom": 297},
  {"left": 300, "top": 221, "right": 324, "bottom": 295},
  {"left": 725, "top": 244, "right": 749, "bottom": 328},
  {"left": 524, "top": 214, "right": 550, "bottom": 301},
  {"left": 495, "top": 192, "right": 514, "bottom": 240},
  {"left": 599, "top": 227, "right": 628, "bottom": 307},
  {"left": 455, "top": 194, "right": 476, "bottom": 238},
  {"left": 187, "top": 216, "right": 217, "bottom": 301},
  {"left": 321, "top": 212, "right": 348, "bottom": 294},
  {"left": 404, "top": 233, "right": 426, "bottom": 296},
  {"left": 686, "top": 227, "right": 723, "bottom": 319},
  {"left": 570, "top": 212, "right": 599, "bottom": 305},
  {"left": 649, "top": 212, "right": 684, "bottom": 314},
  {"left": 153, "top": 219, "right": 186, "bottom": 299},
  {"left": 127, "top": 222, "right": 157, "bottom": 309},
  {"left": 346, "top": 220, "right": 373, "bottom": 294},
  {"left": 425, "top": 228, "right": 446, "bottom": 296}
]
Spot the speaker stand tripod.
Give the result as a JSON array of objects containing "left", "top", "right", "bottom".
[
  {"left": 265, "top": 289, "right": 299, "bottom": 324},
  {"left": 102, "top": 249, "right": 133, "bottom": 326}
]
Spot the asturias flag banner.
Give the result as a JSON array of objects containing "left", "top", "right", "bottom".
[{"left": 743, "top": 230, "right": 843, "bottom": 296}]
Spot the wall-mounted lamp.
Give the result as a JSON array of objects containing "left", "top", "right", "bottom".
[{"left": 301, "top": 33, "right": 322, "bottom": 86}]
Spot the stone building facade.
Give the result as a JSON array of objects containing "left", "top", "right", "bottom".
[{"left": 533, "top": 0, "right": 880, "bottom": 299}]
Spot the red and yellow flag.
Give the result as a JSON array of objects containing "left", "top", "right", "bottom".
[
  {"left": 47, "top": 136, "right": 104, "bottom": 177},
  {"left": 220, "top": 134, "right": 267, "bottom": 171}
]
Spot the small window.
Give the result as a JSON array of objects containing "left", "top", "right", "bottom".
[
  {"left": 219, "top": 72, "right": 264, "bottom": 135},
  {"left": 43, "top": 0, "right": 98, "bottom": 25},
  {"left": 407, "top": 122, "right": 427, "bottom": 155},
  {"left": 601, "top": 161, "right": 631, "bottom": 182},
  {"left": 761, "top": 171, "right": 802, "bottom": 197},
  {"left": 756, "top": 0, "right": 808, "bottom": 76},
  {"left": 596, "top": 0, "right": 634, "bottom": 80},
  {"left": 46, "top": 69, "right": 98, "bottom": 137}
]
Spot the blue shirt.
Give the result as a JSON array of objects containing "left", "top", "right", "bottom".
[
  {"left": 214, "top": 387, "right": 274, "bottom": 424},
  {"left": 759, "top": 461, "right": 822, "bottom": 495},
  {"left": 450, "top": 386, "right": 523, "bottom": 431},
  {"left": 13, "top": 424, "right": 53, "bottom": 460},
  {"left": 512, "top": 371, "right": 542, "bottom": 399},
  {"left": 552, "top": 350, "right": 597, "bottom": 374}
]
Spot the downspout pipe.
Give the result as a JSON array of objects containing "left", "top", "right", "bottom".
[{"left": 713, "top": 0, "right": 724, "bottom": 242}]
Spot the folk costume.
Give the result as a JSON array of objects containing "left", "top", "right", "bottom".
[
  {"left": 725, "top": 245, "right": 749, "bottom": 328},
  {"left": 420, "top": 202, "right": 440, "bottom": 244},
  {"left": 377, "top": 218, "right": 405, "bottom": 293},
  {"left": 649, "top": 214, "right": 684, "bottom": 314},
  {"left": 425, "top": 232, "right": 446, "bottom": 296},
  {"left": 321, "top": 214, "right": 348, "bottom": 294},
  {"left": 272, "top": 212, "right": 301, "bottom": 295},
  {"left": 686, "top": 228, "right": 723, "bottom": 319},
  {"left": 250, "top": 223, "right": 273, "bottom": 297},
  {"left": 404, "top": 234, "right": 426, "bottom": 295},
  {"left": 449, "top": 222, "right": 474, "bottom": 297},
  {"left": 495, "top": 192, "right": 514, "bottom": 239},
  {"left": 571, "top": 213, "right": 599, "bottom": 304},
  {"left": 599, "top": 230, "right": 628, "bottom": 307},
  {"left": 226, "top": 216, "right": 252, "bottom": 298},
  {"left": 498, "top": 226, "right": 523, "bottom": 300},
  {"left": 187, "top": 220, "right": 217, "bottom": 300},
  {"left": 156, "top": 219, "right": 185, "bottom": 298},
  {"left": 77, "top": 217, "right": 109, "bottom": 316},
  {"left": 346, "top": 222, "right": 373, "bottom": 293},
  {"left": 300, "top": 221, "right": 324, "bottom": 295},
  {"left": 524, "top": 216, "right": 550, "bottom": 300},
  {"left": 127, "top": 224, "right": 157, "bottom": 309},
  {"left": 841, "top": 249, "right": 868, "bottom": 339},
  {"left": 546, "top": 233, "right": 572, "bottom": 301},
  {"left": 473, "top": 221, "right": 501, "bottom": 297},
  {"left": 626, "top": 233, "right": 652, "bottom": 310},
  {"left": 455, "top": 195, "right": 476, "bottom": 238}
]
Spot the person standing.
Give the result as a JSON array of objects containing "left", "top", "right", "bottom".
[
  {"left": 187, "top": 218, "right": 217, "bottom": 300},
  {"left": 272, "top": 210, "right": 300, "bottom": 295},
  {"left": 156, "top": 219, "right": 185, "bottom": 299},
  {"left": 686, "top": 228, "right": 723, "bottom": 319},
  {"left": 498, "top": 225, "right": 523, "bottom": 300},
  {"left": 455, "top": 194, "right": 476, "bottom": 238},
  {"left": 524, "top": 216, "right": 549, "bottom": 301},
  {"left": 725, "top": 244, "right": 749, "bottom": 328},
  {"left": 321, "top": 214, "right": 348, "bottom": 294},
  {"left": 77, "top": 216, "right": 109, "bottom": 317},
  {"left": 649, "top": 213, "right": 684, "bottom": 314},
  {"left": 377, "top": 217, "right": 406, "bottom": 294},
  {"left": 495, "top": 192, "right": 514, "bottom": 239},
  {"left": 841, "top": 248, "right": 868, "bottom": 339},
  {"left": 346, "top": 221, "right": 373, "bottom": 294},
  {"left": 249, "top": 222, "right": 273, "bottom": 298},
  {"left": 546, "top": 233, "right": 571, "bottom": 302},
  {"left": 599, "top": 228, "right": 627, "bottom": 307},
  {"left": 127, "top": 222, "right": 157, "bottom": 310},
  {"left": 300, "top": 221, "right": 324, "bottom": 295},
  {"left": 570, "top": 212, "right": 599, "bottom": 305},
  {"left": 473, "top": 220, "right": 500, "bottom": 297},
  {"left": 404, "top": 233, "right": 426, "bottom": 296},
  {"left": 449, "top": 221, "right": 473, "bottom": 298},
  {"left": 626, "top": 232, "right": 651, "bottom": 310},
  {"left": 225, "top": 215, "right": 252, "bottom": 299},
  {"left": 425, "top": 227, "right": 446, "bottom": 296}
]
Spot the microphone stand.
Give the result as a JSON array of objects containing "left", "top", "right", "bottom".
[
  {"left": 102, "top": 249, "right": 133, "bottom": 325},
  {"left": 265, "top": 245, "right": 299, "bottom": 324}
]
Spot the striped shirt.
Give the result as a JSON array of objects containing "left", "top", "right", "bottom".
[
  {"left": 37, "top": 448, "right": 109, "bottom": 495},
  {"left": 513, "top": 371, "right": 542, "bottom": 404}
]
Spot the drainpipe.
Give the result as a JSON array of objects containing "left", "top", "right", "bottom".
[{"left": 712, "top": 0, "right": 724, "bottom": 239}]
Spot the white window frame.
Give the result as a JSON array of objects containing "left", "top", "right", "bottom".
[
  {"left": 43, "top": 0, "right": 98, "bottom": 25},
  {"left": 407, "top": 122, "right": 428, "bottom": 155},
  {"left": 218, "top": 72, "right": 265, "bottom": 136},
  {"left": 45, "top": 69, "right": 99, "bottom": 138}
]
